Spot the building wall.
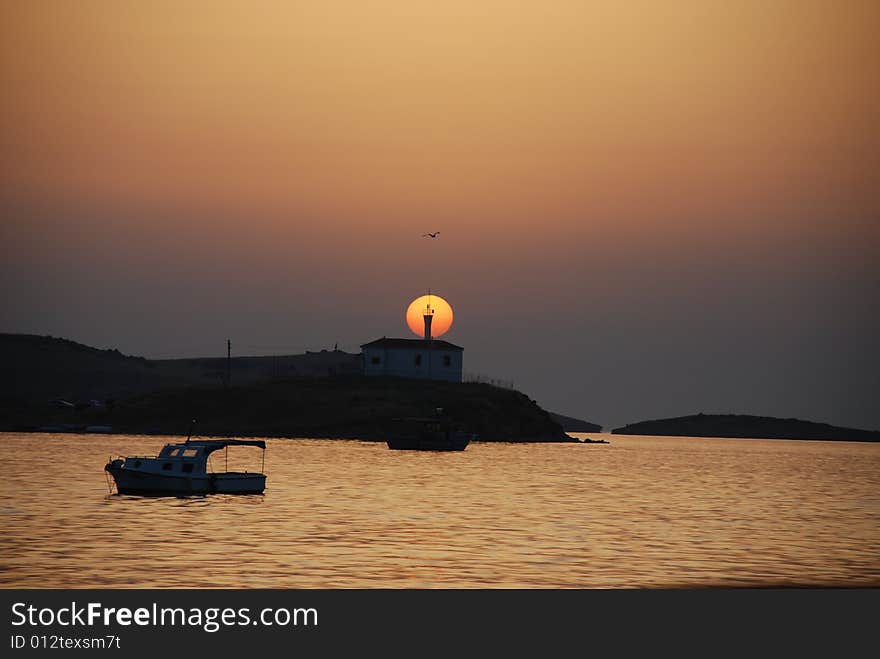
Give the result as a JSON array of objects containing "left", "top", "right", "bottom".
[{"left": 362, "top": 346, "right": 462, "bottom": 382}]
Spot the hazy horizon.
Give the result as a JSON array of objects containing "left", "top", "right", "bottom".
[{"left": 2, "top": 1, "right": 878, "bottom": 430}]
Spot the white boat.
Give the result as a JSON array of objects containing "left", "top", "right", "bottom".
[{"left": 105, "top": 438, "right": 267, "bottom": 495}]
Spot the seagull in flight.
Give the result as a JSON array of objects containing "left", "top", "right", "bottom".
[{"left": 422, "top": 231, "right": 440, "bottom": 238}]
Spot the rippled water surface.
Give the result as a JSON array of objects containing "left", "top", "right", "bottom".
[{"left": 1, "top": 432, "right": 878, "bottom": 588}]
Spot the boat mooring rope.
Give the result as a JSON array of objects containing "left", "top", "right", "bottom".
[{"left": 104, "top": 458, "right": 114, "bottom": 495}]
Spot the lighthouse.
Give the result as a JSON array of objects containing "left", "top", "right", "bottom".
[
  {"left": 423, "top": 300, "right": 434, "bottom": 340},
  {"left": 360, "top": 292, "right": 463, "bottom": 382}
]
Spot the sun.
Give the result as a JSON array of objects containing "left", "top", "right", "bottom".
[{"left": 406, "top": 294, "right": 454, "bottom": 339}]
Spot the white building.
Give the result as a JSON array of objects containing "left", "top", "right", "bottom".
[{"left": 361, "top": 338, "right": 463, "bottom": 382}]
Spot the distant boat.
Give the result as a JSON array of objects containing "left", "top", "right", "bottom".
[
  {"left": 387, "top": 410, "right": 473, "bottom": 451},
  {"left": 105, "top": 437, "right": 267, "bottom": 495}
]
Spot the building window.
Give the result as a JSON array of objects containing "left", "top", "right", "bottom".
[
  {"left": 371, "top": 356, "right": 381, "bottom": 365},
  {"left": 443, "top": 354, "right": 452, "bottom": 367},
  {"left": 414, "top": 354, "right": 422, "bottom": 366}
]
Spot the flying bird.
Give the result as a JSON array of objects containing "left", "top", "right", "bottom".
[{"left": 422, "top": 231, "right": 440, "bottom": 238}]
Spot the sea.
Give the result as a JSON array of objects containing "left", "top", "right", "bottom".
[{"left": 1, "top": 432, "right": 878, "bottom": 588}]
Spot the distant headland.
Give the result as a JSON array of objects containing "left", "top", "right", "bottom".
[
  {"left": 547, "top": 412, "right": 602, "bottom": 433},
  {"left": 612, "top": 413, "right": 880, "bottom": 442},
  {"left": 0, "top": 333, "right": 588, "bottom": 442}
]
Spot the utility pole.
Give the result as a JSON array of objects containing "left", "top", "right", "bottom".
[{"left": 226, "top": 339, "right": 231, "bottom": 387}]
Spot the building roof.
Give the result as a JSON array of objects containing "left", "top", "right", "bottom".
[{"left": 361, "top": 337, "right": 463, "bottom": 351}]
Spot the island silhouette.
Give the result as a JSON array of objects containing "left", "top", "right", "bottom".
[
  {"left": 4, "top": 333, "right": 876, "bottom": 443},
  {"left": 613, "top": 413, "right": 880, "bottom": 442},
  {"left": 1, "top": 333, "right": 581, "bottom": 441}
]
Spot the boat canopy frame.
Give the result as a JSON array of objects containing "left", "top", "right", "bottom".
[
  {"left": 183, "top": 439, "right": 267, "bottom": 474},
  {"left": 181, "top": 439, "right": 267, "bottom": 455}
]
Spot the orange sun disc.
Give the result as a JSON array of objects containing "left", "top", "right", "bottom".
[{"left": 405, "top": 294, "right": 453, "bottom": 338}]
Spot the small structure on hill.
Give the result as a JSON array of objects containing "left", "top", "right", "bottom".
[
  {"left": 361, "top": 293, "right": 463, "bottom": 382},
  {"left": 361, "top": 337, "right": 463, "bottom": 382}
]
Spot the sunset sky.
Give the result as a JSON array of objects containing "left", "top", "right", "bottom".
[{"left": 2, "top": 1, "right": 878, "bottom": 429}]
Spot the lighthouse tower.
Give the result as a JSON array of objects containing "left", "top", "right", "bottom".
[{"left": 422, "top": 299, "right": 434, "bottom": 340}]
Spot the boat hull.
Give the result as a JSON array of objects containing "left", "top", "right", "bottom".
[
  {"left": 387, "top": 432, "right": 471, "bottom": 451},
  {"left": 105, "top": 465, "right": 265, "bottom": 495}
]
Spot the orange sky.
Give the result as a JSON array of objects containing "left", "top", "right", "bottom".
[
  {"left": 2, "top": 1, "right": 877, "bottom": 238},
  {"left": 1, "top": 1, "right": 878, "bottom": 428}
]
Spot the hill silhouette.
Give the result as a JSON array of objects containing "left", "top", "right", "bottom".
[
  {"left": 1, "top": 333, "right": 362, "bottom": 404},
  {"left": 612, "top": 413, "right": 880, "bottom": 442},
  {"left": 1, "top": 333, "right": 570, "bottom": 441}
]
